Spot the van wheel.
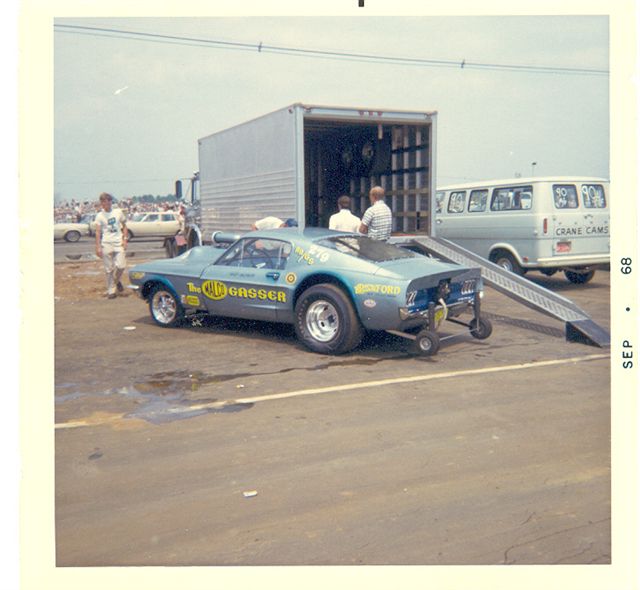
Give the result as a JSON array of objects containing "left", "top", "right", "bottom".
[
  {"left": 491, "top": 251, "right": 525, "bottom": 276},
  {"left": 564, "top": 269, "right": 595, "bottom": 284},
  {"left": 294, "top": 284, "right": 363, "bottom": 354}
]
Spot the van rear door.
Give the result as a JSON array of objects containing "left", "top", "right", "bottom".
[{"left": 549, "top": 182, "right": 609, "bottom": 258}]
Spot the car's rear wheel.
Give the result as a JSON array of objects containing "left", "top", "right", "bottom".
[
  {"left": 149, "top": 286, "right": 184, "bottom": 327},
  {"left": 564, "top": 269, "right": 595, "bottom": 284},
  {"left": 294, "top": 284, "right": 363, "bottom": 354},
  {"left": 65, "top": 230, "right": 81, "bottom": 242}
]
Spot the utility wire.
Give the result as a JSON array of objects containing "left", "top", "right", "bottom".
[{"left": 54, "top": 23, "right": 609, "bottom": 76}]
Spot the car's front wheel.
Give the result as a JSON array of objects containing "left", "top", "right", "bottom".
[
  {"left": 65, "top": 230, "right": 81, "bottom": 242},
  {"left": 149, "top": 286, "right": 184, "bottom": 327},
  {"left": 294, "top": 284, "right": 363, "bottom": 354}
]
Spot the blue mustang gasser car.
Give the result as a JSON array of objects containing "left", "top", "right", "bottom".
[{"left": 128, "top": 228, "right": 491, "bottom": 355}]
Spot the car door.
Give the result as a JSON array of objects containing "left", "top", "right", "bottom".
[
  {"left": 160, "top": 213, "right": 180, "bottom": 236},
  {"left": 197, "top": 237, "right": 293, "bottom": 322}
]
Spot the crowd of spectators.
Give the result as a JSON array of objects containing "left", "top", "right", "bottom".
[{"left": 54, "top": 198, "right": 181, "bottom": 222}]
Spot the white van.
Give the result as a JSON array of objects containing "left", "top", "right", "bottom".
[{"left": 435, "top": 177, "right": 609, "bottom": 283}]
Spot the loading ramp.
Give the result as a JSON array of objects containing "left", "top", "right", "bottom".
[{"left": 391, "top": 235, "right": 610, "bottom": 348}]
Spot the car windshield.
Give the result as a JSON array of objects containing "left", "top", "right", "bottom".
[{"left": 317, "top": 236, "right": 417, "bottom": 262}]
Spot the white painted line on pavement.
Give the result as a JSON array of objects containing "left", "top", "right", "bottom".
[
  {"left": 232, "top": 354, "right": 609, "bottom": 405},
  {"left": 55, "top": 353, "right": 609, "bottom": 429}
]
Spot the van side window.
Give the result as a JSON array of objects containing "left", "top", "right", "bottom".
[
  {"left": 552, "top": 185, "right": 579, "bottom": 209},
  {"left": 490, "top": 186, "right": 533, "bottom": 211},
  {"left": 447, "top": 191, "right": 466, "bottom": 213},
  {"left": 581, "top": 184, "right": 607, "bottom": 208},
  {"left": 435, "top": 191, "right": 445, "bottom": 214},
  {"left": 468, "top": 190, "right": 488, "bottom": 212}
]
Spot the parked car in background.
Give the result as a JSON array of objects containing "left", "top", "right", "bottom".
[
  {"left": 53, "top": 221, "right": 90, "bottom": 242},
  {"left": 79, "top": 213, "right": 98, "bottom": 236},
  {"left": 126, "top": 212, "right": 181, "bottom": 239},
  {"left": 128, "top": 228, "right": 491, "bottom": 356}
]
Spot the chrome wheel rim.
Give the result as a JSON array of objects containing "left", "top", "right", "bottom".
[
  {"left": 305, "top": 300, "right": 339, "bottom": 342},
  {"left": 152, "top": 290, "right": 177, "bottom": 324},
  {"left": 496, "top": 257, "right": 513, "bottom": 271},
  {"left": 418, "top": 337, "right": 433, "bottom": 352}
]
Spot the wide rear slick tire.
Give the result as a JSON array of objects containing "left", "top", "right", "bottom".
[{"left": 294, "top": 284, "right": 363, "bottom": 354}]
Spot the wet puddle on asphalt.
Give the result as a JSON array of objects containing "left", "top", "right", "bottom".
[{"left": 55, "top": 355, "right": 407, "bottom": 425}]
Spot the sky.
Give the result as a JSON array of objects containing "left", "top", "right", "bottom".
[{"left": 53, "top": 15, "right": 610, "bottom": 204}]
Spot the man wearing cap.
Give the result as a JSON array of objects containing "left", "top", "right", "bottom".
[{"left": 95, "top": 192, "right": 128, "bottom": 299}]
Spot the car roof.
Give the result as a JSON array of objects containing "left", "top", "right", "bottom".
[{"left": 252, "top": 227, "right": 356, "bottom": 241}]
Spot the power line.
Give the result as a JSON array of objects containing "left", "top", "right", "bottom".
[{"left": 54, "top": 23, "right": 609, "bottom": 76}]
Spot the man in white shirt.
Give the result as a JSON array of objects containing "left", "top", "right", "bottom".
[
  {"left": 251, "top": 217, "right": 298, "bottom": 230},
  {"left": 329, "top": 195, "right": 361, "bottom": 233},
  {"left": 95, "top": 193, "right": 128, "bottom": 299}
]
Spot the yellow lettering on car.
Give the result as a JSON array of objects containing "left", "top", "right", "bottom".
[
  {"left": 355, "top": 283, "right": 401, "bottom": 296},
  {"left": 199, "top": 281, "right": 286, "bottom": 303},
  {"left": 201, "top": 280, "right": 227, "bottom": 300},
  {"left": 185, "top": 295, "right": 200, "bottom": 306}
]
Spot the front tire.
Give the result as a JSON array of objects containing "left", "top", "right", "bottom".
[
  {"left": 149, "top": 286, "right": 184, "bottom": 327},
  {"left": 564, "top": 269, "right": 595, "bottom": 284},
  {"left": 294, "top": 284, "right": 363, "bottom": 354},
  {"left": 65, "top": 230, "right": 81, "bottom": 242}
]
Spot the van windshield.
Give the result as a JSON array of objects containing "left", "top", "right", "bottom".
[{"left": 318, "top": 236, "right": 417, "bottom": 262}]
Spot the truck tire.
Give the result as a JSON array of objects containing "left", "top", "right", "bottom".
[
  {"left": 564, "top": 269, "right": 596, "bottom": 284},
  {"left": 491, "top": 250, "right": 525, "bottom": 276},
  {"left": 294, "top": 284, "right": 363, "bottom": 354}
]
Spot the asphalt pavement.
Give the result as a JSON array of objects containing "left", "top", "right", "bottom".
[{"left": 52, "top": 256, "right": 613, "bottom": 569}]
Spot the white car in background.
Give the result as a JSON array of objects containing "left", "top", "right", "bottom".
[
  {"left": 79, "top": 213, "right": 98, "bottom": 236},
  {"left": 53, "top": 221, "right": 90, "bottom": 242},
  {"left": 126, "top": 212, "right": 181, "bottom": 239}
]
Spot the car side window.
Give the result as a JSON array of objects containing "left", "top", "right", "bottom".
[
  {"left": 161, "top": 214, "right": 175, "bottom": 221},
  {"left": 553, "top": 185, "right": 579, "bottom": 209},
  {"left": 145, "top": 214, "right": 159, "bottom": 222},
  {"left": 447, "top": 191, "right": 466, "bottom": 213},
  {"left": 468, "top": 190, "right": 488, "bottom": 212},
  {"left": 581, "top": 184, "right": 606, "bottom": 208},
  {"left": 217, "top": 238, "right": 292, "bottom": 270},
  {"left": 490, "top": 186, "right": 533, "bottom": 211}
]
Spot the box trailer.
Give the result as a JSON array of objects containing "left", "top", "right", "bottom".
[{"left": 189, "top": 103, "right": 436, "bottom": 241}]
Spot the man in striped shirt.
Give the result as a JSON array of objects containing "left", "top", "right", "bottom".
[{"left": 359, "top": 186, "right": 392, "bottom": 241}]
